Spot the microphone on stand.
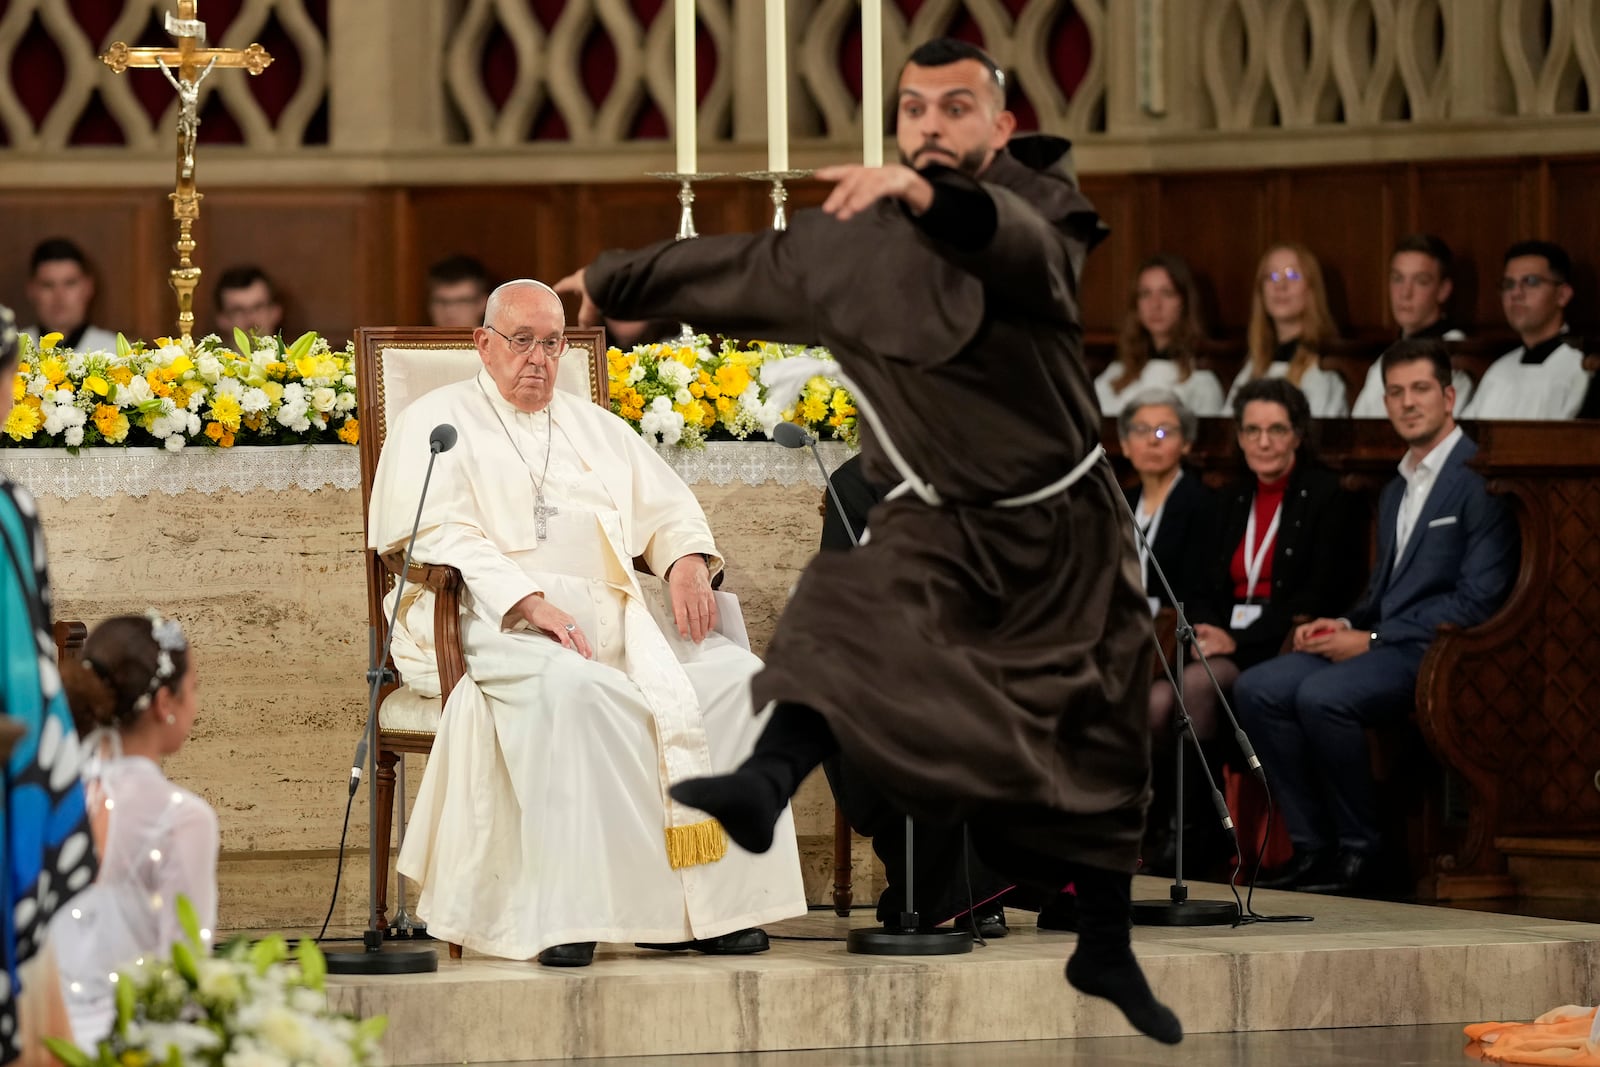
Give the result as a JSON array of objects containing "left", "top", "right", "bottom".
[
  {"left": 347, "top": 422, "right": 458, "bottom": 796},
  {"left": 773, "top": 422, "right": 858, "bottom": 548},
  {"left": 774, "top": 422, "right": 969, "bottom": 955},
  {"left": 325, "top": 421, "right": 457, "bottom": 975}
]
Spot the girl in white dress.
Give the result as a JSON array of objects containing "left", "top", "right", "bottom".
[
  {"left": 1095, "top": 253, "right": 1225, "bottom": 417},
  {"left": 49, "top": 613, "right": 218, "bottom": 1049},
  {"left": 1225, "top": 243, "right": 1351, "bottom": 418}
]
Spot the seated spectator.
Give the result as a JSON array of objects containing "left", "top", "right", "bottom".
[
  {"left": 1351, "top": 234, "right": 1474, "bottom": 418},
  {"left": 1116, "top": 387, "right": 1222, "bottom": 871},
  {"left": 51, "top": 613, "right": 219, "bottom": 1048},
  {"left": 213, "top": 265, "right": 284, "bottom": 339},
  {"left": 1182, "top": 378, "right": 1363, "bottom": 735},
  {"left": 1238, "top": 338, "right": 1518, "bottom": 897},
  {"left": 21, "top": 238, "right": 117, "bottom": 353},
  {"left": 1461, "top": 240, "right": 1587, "bottom": 420},
  {"left": 1096, "top": 254, "right": 1225, "bottom": 416},
  {"left": 426, "top": 254, "right": 493, "bottom": 328},
  {"left": 1226, "top": 244, "right": 1350, "bottom": 418},
  {"left": 1118, "top": 387, "right": 1216, "bottom": 616}
]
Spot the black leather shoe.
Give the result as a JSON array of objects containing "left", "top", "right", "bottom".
[
  {"left": 1295, "top": 850, "right": 1380, "bottom": 896},
  {"left": 1256, "top": 848, "right": 1334, "bottom": 890},
  {"left": 537, "top": 941, "right": 596, "bottom": 967},
  {"left": 637, "top": 927, "right": 770, "bottom": 955},
  {"left": 946, "top": 902, "right": 1008, "bottom": 938}
]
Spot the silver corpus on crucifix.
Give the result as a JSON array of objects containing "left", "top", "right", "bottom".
[{"left": 478, "top": 379, "right": 558, "bottom": 541}]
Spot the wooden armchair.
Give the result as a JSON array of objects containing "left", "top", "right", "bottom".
[{"left": 353, "top": 325, "right": 607, "bottom": 953}]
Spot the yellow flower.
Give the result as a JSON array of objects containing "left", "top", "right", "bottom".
[
  {"left": 715, "top": 395, "right": 735, "bottom": 416},
  {"left": 4, "top": 401, "right": 41, "bottom": 441},
  {"left": 209, "top": 392, "right": 242, "bottom": 432},
  {"left": 11, "top": 375, "right": 24, "bottom": 402},
  {"left": 39, "top": 358, "right": 66, "bottom": 385},
  {"left": 38, "top": 332, "right": 62, "bottom": 352},
  {"left": 688, "top": 382, "right": 705, "bottom": 398},
  {"left": 715, "top": 364, "right": 751, "bottom": 396},
  {"left": 243, "top": 413, "right": 264, "bottom": 432},
  {"left": 108, "top": 366, "right": 133, "bottom": 386},
  {"left": 154, "top": 337, "right": 175, "bottom": 350},
  {"left": 145, "top": 371, "right": 172, "bottom": 398},
  {"left": 801, "top": 396, "right": 828, "bottom": 422},
  {"left": 93, "top": 404, "right": 130, "bottom": 443},
  {"left": 337, "top": 417, "right": 360, "bottom": 445},
  {"left": 84, "top": 375, "right": 109, "bottom": 397},
  {"left": 167, "top": 354, "right": 195, "bottom": 376},
  {"left": 674, "top": 348, "right": 697, "bottom": 368},
  {"left": 262, "top": 380, "right": 284, "bottom": 403}
]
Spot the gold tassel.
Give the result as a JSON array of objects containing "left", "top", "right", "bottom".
[{"left": 664, "top": 817, "right": 728, "bottom": 870}]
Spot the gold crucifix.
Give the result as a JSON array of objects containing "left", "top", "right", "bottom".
[{"left": 101, "top": 1, "right": 272, "bottom": 342}]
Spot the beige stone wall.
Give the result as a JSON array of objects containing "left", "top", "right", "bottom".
[{"left": 37, "top": 470, "right": 877, "bottom": 932}]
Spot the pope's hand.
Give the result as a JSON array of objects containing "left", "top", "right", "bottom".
[
  {"left": 553, "top": 268, "right": 602, "bottom": 328},
  {"left": 668, "top": 554, "right": 718, "bottom": 643},
  {"left": 508, "top": 592, "right": 593, "bottom": 659},
  {"left": 816, "top": 164, "right": 934, "bottom": 221}
]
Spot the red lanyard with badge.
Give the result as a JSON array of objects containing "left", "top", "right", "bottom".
[{"left": 1231, "top": 496, "right": 1281, "bottom": 630}]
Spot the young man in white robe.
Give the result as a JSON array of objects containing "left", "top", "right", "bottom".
[
  {"left": 1350, "top": 234, "right": 1473, "bottom": 418},
  {"left": 1461, "top": 240, "right": 1588, "bottom": 421},
  {"left": 368, "top": 280, "right": 806, "bottom": 967}
]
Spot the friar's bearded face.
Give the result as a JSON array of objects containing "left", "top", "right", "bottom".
[{"left": 894, "top": 59, "right": 1015, "bottom": 178}]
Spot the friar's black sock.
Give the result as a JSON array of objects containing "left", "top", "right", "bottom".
[
  {"left": 1063, "top": 864, "right": 1183, "bottom": 1045},
  {"left": 670, "top": 702, "right": 837, "bottom": 854}
]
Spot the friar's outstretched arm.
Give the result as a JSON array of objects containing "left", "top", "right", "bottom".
[{"left": 570, "top": 229, "right": 823, "bottom": 346}]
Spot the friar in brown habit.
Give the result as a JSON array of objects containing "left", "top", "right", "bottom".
[{"left": 557, "top": 39, "right": 1180, "bottom": 1044}]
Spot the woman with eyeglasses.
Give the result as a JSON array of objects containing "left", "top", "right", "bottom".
[
  {"left": 1116, "top": 388, "right": 1223, "bottom": 873},
  {"left": 1184, "top": 378, "right": 1364, "bottom": 737},
  {"left": 1225, "top": 244, "right": 1351, "bottom": 418},
  {"left": 1096, "top": 254, "right": 1225, "bottom": 417}
]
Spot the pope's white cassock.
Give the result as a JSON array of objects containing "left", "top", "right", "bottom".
[{"left": 369, "top": 369, "right": 806, "bottom": 960}]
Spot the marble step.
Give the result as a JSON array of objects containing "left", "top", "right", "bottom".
[{"left": 320, "top": 879, "right": 1600, "bottom": 1064}]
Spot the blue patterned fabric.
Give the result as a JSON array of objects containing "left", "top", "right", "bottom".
[{"left": 0, "top": 479, "right": 95, "bottom": 1062}]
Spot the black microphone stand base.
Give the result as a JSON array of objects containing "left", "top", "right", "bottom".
[
  {"left": 324, "top": 936, "right": 439, "bottom": 975},
  {"left": 1130, "top": 894, "right": 1239, "bottom": 927},
  {"left": 847, "top": 924, "right": 974, "bottom": 956}
]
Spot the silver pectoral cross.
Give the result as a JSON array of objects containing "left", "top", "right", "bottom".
[{"left": 534, "top": 490, "right": 559, "bottom": 541}]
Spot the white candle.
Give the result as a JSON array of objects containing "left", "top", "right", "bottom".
[
  {"left": 675, "top": 0, "right": 696, "bottom": 174},
  {"left": 861, "top": 0, "right": 883, "bottom": 166},
  {"left": 765, "top": 0, "right": 788, "bottom": 172}
]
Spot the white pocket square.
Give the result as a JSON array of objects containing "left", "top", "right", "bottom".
[{"left": 1427, "top": 515, "right": 1458, "bottom": 528}]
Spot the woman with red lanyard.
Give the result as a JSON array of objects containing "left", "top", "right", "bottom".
[{"left": 1186, "top": 378, "right": 1364, "bottom": 717}]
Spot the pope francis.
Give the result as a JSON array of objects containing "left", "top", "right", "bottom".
[{"left": 368, "top": 280, "right": 806, "bottom": 966}]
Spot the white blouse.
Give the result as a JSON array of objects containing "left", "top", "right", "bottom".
[
  {"left": 1226, "top": 359, "right": 1351, "bottom": 419},
  {"left": 49, "top": 753, "right": 219, "bottom": 1048},
  {"left": 1095, "top": 357, "right": 1226, "bottom": 417}
]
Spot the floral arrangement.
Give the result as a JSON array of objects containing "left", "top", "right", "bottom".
[
  {"left": 4, "top": 329, "right": 359, "bottom": 450},
  {"left": 606, "top": 336, "right": 858, "bottom": 449},
  {"left": 45, "top": 898, "right": 386, "bottom": 1067}
]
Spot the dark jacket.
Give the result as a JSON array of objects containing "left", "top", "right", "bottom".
[
  {"left": 1123, "top": 469, "right": 1218, "bottom": 610},
  {"left": 1345, "top": 434, "right": 1518, "bottom": 645},
  {"left": 1190, "top": 459, "right": 1367, "bottom": 669}
]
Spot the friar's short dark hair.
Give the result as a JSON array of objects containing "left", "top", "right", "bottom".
[{"left": 903, "top": 38, "right": 1006, "bottom": 99}]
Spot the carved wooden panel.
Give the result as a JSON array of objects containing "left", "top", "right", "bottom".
[{"left": 1409, "top": 161, "right": 1540, "bottom": 330}]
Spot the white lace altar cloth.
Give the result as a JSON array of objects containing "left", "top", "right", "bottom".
[{"left": 1, "top": 441, "right": 854, "bottom": 500}]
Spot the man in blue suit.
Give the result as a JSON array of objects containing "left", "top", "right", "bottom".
[{"left": 1235, "top": 337, "right": 1519, "bottom": 895}]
